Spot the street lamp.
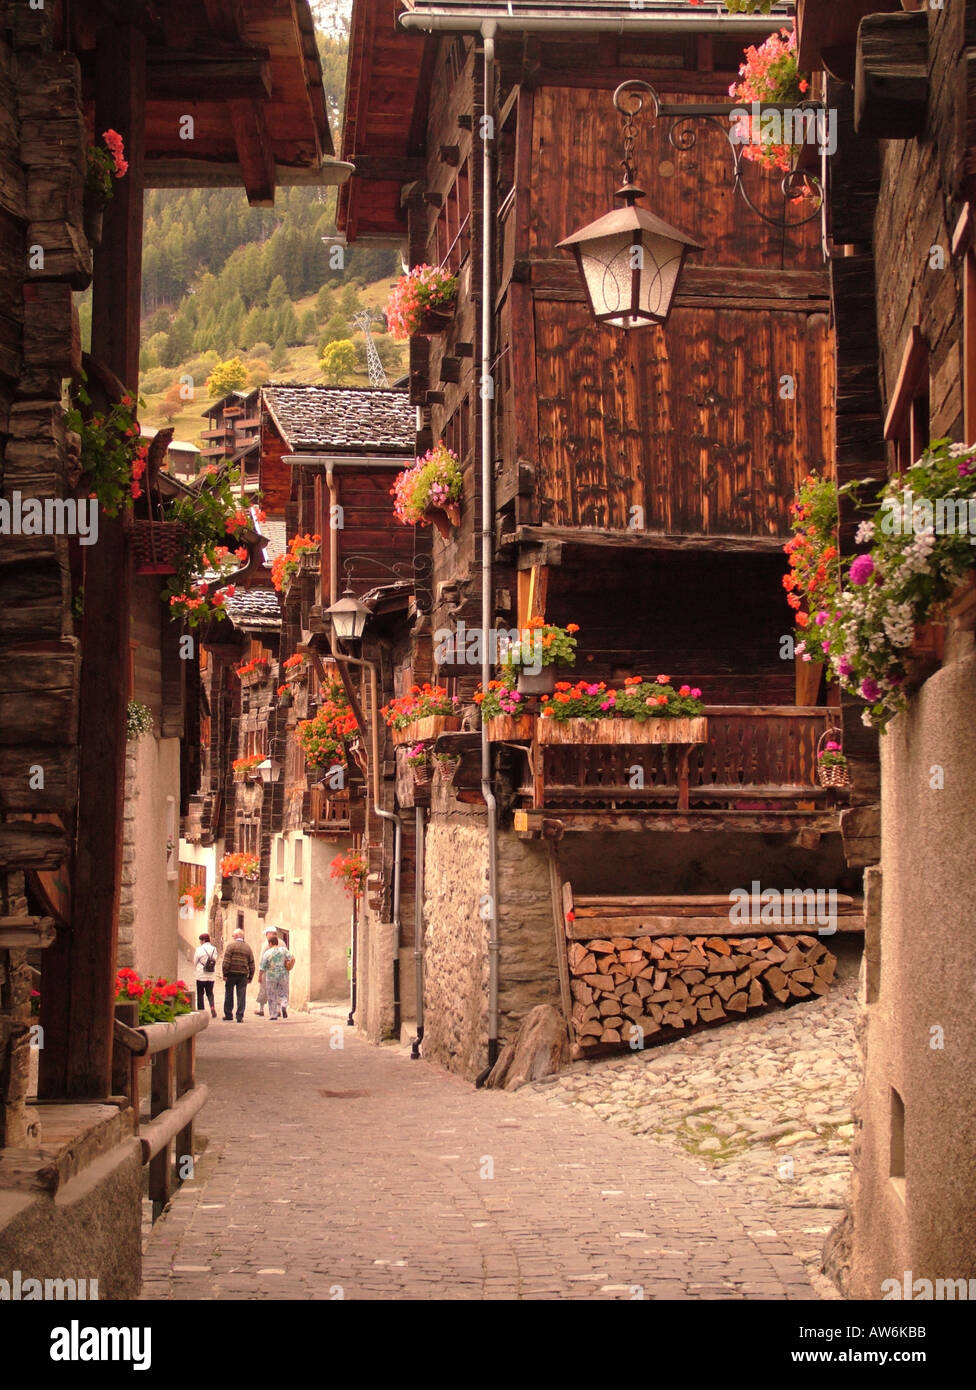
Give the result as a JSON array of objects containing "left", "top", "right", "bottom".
[
  {"left": 326, "top": 585, "right": 371, "bottom": 644},
  {"left": 256, "top": 758, "right": 281, "bottom": 784},
  {"left": 558, "top": 83, "right": 703, "bottom": 330}
]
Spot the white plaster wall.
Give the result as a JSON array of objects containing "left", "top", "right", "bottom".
[
  {"left": 266, "top": 832, "right": 354, "bottom": 1010},
  {"left": 177, "top": 838, "right": 219, "bottom": 961},
  {"left": 127, "top": 734, "right": 182, "bottom": 982}
]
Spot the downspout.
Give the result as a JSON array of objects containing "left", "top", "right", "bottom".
[
  {"left": 326, "top": 465, "right": 338, "bottom": 605},
  {"left": 411, "top": 803, "right": 425, "bottom": 1058},
  {"left": 331, "top": 649, "right": 403, "bottom": 1040},
  {"left": 475, "top": 21, "right": 500, "bottom": 1088}
]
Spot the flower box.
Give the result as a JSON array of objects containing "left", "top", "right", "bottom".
[
  {"left": 239, "top": 667, "right": 270, "bottom": 688},
  {"left": 298, "top": 548, "right": 320, "bottom": 573},
  {"left": 391, "top": 715, "right": 462, "bottom": 746},
  {"left": 484, "top": 715, "right": 536, "bottom": 742},
  {"left": 536, "top": 716, "right": 709, "bottom": 746},
  {"left": 425, "top": 502, "right": 460, "bottom": 540}
]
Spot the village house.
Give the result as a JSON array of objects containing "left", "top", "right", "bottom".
[
  {"left": 0, "top": 0, "right": 345, "bottom": 1297},
  {"left": 333, "top": 0, "right": 865, "bottom": 1082},
  {"left": 796, "top": 0, "right": 976, "bottom": 1299}
]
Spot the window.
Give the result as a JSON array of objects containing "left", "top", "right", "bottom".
[
  {"left": 429, "top": 160, "right": 471, "bottom": 275},
  {"left": 889, "top": 1087, "right": 906, "bottom": 1204},
  {"left": 443, "top": 398, "right": 471, "bottom": 464},
  {"left": 293, "top": 837, "right": 304, "bottom": 882},
  {"left": 884, "top": 326, "right": 929, "bottom": 473},
  {"left": 166, "top": 797, "right": 178, "bottom": 880},
  {"left": 953, "top": 205, "right": 976, "bottom": 445},
  {"left": 275, "top": 837, "right": 285, "bottom": 879}
]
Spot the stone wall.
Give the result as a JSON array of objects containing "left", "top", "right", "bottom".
[
  {"left": 119, "top": 733, "right": 181, "bottom": 981},
  {"left": 850, "top": 647, "right": 976, "bottom": 1297},
  {"left": 421, "top": 805, "right": 489, "bottom": 1077}
]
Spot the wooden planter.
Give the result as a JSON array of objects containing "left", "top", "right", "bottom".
[
  {"left": 483, "top": 715, "right": 536, "bottom": 741},
  {"left": 133, "top": 520, "right": 186, "bottom": 575},
  {"left": 425, "top": 501, "right": 460, "bottom": 540},
  {"left": 416, "top": 298, "right": 456, "bottom": 335},
  {"left": 391, "top": 715, "right": 462, "bottom": 746},
  {"left": 517, "top": 667, "right": 555, "bottom": 696},
  {"left": 239, "top": 667, "right": 270, "bottom": 687},
  {"left": 297, "top": 549, "right": 320, "bottom": 573},
  {"left": 536, "top": 716, "right": 709, "bottom": 745},
  {"left": 411, "top": 760, "right": 432, "bottom": 790}
]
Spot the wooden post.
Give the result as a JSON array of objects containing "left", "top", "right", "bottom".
[
  {"left": 42, "top": 25, "right": 146, "bottom": 1098},
  {"left": 148, "top": 1048, "right": 173, "bottom": 1219},
  {"left": 173, "top": 1035, "right": 195, "bottom": 1185}
]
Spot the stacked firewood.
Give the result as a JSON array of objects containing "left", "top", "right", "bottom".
[{"left": 568, "top": 933, "right": 837, "bottom": 1048}]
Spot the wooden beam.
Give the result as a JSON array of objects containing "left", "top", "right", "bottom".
[
  {"left": 228, "top": 99, "right": 276, "bottom": 207},
  {"left": 349, "top": 155, "right": 426, "bottom": 181},
  {"left": 0, "top": 821, "right": 70, "bottom": 872},
  {"left": 146, "top": 50, "right": 273, "bottom": 103},
  {"left": 514, "top": 525, "right": 790, "bottom": 555},
  {"left": 41, "top": 23, "right": 145, "bottom": 1103},
  {"left": 855, "top": 10, "right": 928, "bottom": 141},
  {"left": 202, "top": 0, "right": 245, "bottom": 40}
]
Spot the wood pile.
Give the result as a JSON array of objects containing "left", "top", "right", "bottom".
[{"left": 568, "top": 932, "right": 837, "bottom": 1049}]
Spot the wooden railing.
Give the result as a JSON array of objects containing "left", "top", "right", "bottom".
[
  {"left": 113, "top": 1007, "right": 209, "bottom": 1221},
  {"left": 501, "top": 707, "right": 836, "bottom": 816}
]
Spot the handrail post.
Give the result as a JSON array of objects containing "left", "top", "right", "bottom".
[
  {"left": 148, "top": 1047, "right": 174, "bottom": 1220},
  {"left": 174, "top": 1033, "right": 195, "bottom": 1183}
]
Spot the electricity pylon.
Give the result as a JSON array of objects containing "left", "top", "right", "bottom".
[{"left": 351, "top": 309, "right": 389, "bottom": 389}]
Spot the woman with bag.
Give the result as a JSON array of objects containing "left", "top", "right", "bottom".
[
  {"left": 193, "top": 932, "right": 218, "bottom": 1017},
  {"left": 258, "top": 933, "right": 294, "bottom": 1021}
]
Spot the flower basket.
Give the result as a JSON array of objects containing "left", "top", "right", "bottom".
[
  {"left": 392, "top": 715, "right": 462, "bottom": 747},
  {"left": 537, "top": 716, "right": 708, "bottom": 746},
  {"left": 816, "top": 728, "right": 850, "bottom": 789},
  {"left": 133, "top": 519, "right": 186, "bottom": 575},
  {"left": 425, "top": 502, "right": 461, "bottom": 540},
  {"left": 412, "top": 760, "right": 432, "bottom": 790}
]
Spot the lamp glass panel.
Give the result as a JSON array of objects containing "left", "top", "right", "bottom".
[
  {"left": 576, "top": 232, "right": 637, "bottom": 319},
  {"left": 637, "top": 231, "right": 684, "bottom": 320}
]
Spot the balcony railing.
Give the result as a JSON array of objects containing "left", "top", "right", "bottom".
[
  {"left": 495, "top": 706, "right": 840, "bottom": 829},
  {"left": 305, "top": 784, "right": 350, "bottom": 834}
]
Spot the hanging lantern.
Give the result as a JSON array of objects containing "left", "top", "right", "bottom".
[{"left": 558, "top": 81, "right": 703, "bottom": 330}]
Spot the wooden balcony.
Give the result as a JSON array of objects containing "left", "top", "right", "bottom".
[
  {"left": 493, "top": 706, "right": 843, "bottom": 835},
  {"left": 304, "top": 784, "right": 350, "bottom": 836}
]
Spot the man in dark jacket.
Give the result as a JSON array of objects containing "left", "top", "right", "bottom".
[{"left": 221, "top": 930, "right": 255, "bottom": 1022}]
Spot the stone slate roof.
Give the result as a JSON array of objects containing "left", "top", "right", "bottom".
[
  {"left": 259, "top": 520, "right": 287, "bottom": 567},
  {"left": 262, "top": 384, "right": 414, "bottom": 455},
  {"left": 224, "top": 586, "right": 281, "bottom": 631}
]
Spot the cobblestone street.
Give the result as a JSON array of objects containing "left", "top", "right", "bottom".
[{"left": 142, "top": 1006, "right": 825, "bottom": 1301}]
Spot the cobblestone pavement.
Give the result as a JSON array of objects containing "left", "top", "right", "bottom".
[
  {"left": 523, "top": 937, "right": 861, "bottom": 1299},
  {"left": 142, "top": 1005, "right": 823, "bottom": 1301}
]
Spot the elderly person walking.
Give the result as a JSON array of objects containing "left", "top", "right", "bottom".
[
  {"left": 193, "top": 932, "right": 218, "bottom": 1017},
  {"left": 221, "top": 929, "right": 255, "bottom": 1023},
  {"left": 254, "top": 925, "right": 278, "bottom": 1016},
  {"left": 258, "top": 933, "right": 292, "bottom": 1021}
]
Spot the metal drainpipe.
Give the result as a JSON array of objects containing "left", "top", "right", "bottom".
[
  {"left": 332, "top": 650, "right": 404, "bottom": 1040},
  {"left": 475, "top": 21, "right": 500, "bottom": 1089},
  {"left": 326, "top": 465, "right": 338, "bottom": 605},
  {"left": 398, "top": 10, "right": 780, "bottom": 37},
  {"left": 411, "top": 803, "right": 425, "bottom": 1058}
]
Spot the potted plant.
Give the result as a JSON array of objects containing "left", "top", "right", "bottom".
[
  {"left": 330, "top": 850, "right": 367, "bottom": 900},
  {"left": 381, "top": 683, "right": 462, "bottom": 745},
  {"left": 391, "top": 442, "right": 463, "bottom": 539},
  {"left": 219, "top": 851, "right": 260, "bottom": 881},
  {"left": 272, "top": 533, "right": 321, "bottom": 592},
  {"left": 295, "top": 676, "right": 357, "bottom": 771},
  {"left": 433, "top": 751, "right": 462, "bottom": 779},
  {"left": 728, "top": 26, "right": 812, "bottom": 178},
  {"left": 501, "top": 618, "right": 579, "bottom": 695},
  {"left": 232, "top": 754, "right": 265, "bottom": 782},
  {"left": 474, "top": 676, "right": 535, "bottom": 739},
  {"left": 115, "top": 968, "right": 192, "bottom": 1026},
  {"left": 536, "top": 676, "right": 707, "bottom": 745},
  {"left": 84, "top": 129, "right": 128, "bottom": 248},
  {"left": 126, "top": 699, "right": 153, "bottom": 741},
  {"left": 386, "top": 264, "right": 458, "bottom": 339},
  {"left": 277, "top": 682, "right": 294, "bottom": 709},
  {"left": 282, "top": 652, "right": 310, "bottom": 685},
  {"left": 235, "top": 656, "right": 270, "bottom": 687}
]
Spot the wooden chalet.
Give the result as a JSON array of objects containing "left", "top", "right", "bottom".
[
  {"left": 0, "top": 0, "right": 344, "bottom": 1294},
  {"left": 200, "top": 387, "right": 262, "bottom": 489},
  {"left": 336, "top": 0, "right": 863, "bottom": 1078}
]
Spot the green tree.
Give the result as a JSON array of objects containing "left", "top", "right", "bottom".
[
  {"left": 267, "top": 274, "right": 289, "bottom": 309},
  {"left": 321, "top": 313, "right": 348, "bottom": 347},
  {"left": 315, "top": 285, "right": 334, "bottom": 322},
  {"left": 159, "top": 381, "right": 185, "bottom": 424},
  {"left": 270, "top": 336, "right": 290, "bottom": 370},
  {"left": 319, "top": 338, "right": 357, "bottom": 385},
  {"left": 339, "top": 282, "right": 360, "bottom": 315},
  {"left": 205, "top": 356, "right": 249, "bottom": 399},
  {"left": 299, "top": 308, "right": 318, "bottom": 342}
]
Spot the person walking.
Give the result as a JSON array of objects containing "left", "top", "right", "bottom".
[
  {"left": 254, "top": 926, "right": 278, "bottom": 1016},
  {"left": 193, "top": 932, "right": 218, "bottom": 1017},
  {"left": 258, "top": 933, "right": 293, "bottom": 1021},
  {"left": 221, "top": 929, "right": 255, "bottom": 1022}
]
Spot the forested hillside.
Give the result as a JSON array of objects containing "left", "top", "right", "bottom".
[{"left": 129, "top": 5, "right": 405, "bottom": 443}]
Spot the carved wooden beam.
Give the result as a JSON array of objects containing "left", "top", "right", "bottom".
[
  {"left": 228, "top": 99, "right": 276, "bottom": 207},
  {"left": 855, "top": 11, "right": 928, "bottom": 140}
]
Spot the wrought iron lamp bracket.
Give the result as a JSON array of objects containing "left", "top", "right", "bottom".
[
  {"left": 611, "top": 80, "right": 824, "bottom": 232},
  {"left": 341, "top": 552, "right": 433, "bottom": 612}
]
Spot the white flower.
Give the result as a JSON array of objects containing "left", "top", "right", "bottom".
[{"left": 854, "top": 520, "right": 876, "bottom": 544}]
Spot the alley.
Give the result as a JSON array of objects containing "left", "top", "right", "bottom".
[{"left": 142, "top": 1010, "right": 820, "bottom": 1301}]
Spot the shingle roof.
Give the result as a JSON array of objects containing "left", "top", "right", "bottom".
[
  {"left": 259, "top": 520, "right": 288, "bottom": 567},
  {"left": 262, "top": 385, "right": 415, "bottom": 455},
  {"left": 224, "top": 586, "right": 281, "bottom": 631}
]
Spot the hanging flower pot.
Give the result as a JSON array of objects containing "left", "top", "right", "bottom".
[
  {"left": 386, "top": 265, "right": 458, "bottom": 340},
  {"left": 132, "top": 519, "right": 186, "bottom": 575},
  {"left": 416, "top": 300, "right": 456, "bottom": 335},
  {"left": 405, "top": 742, "right": 431, "bottom": 789}
]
